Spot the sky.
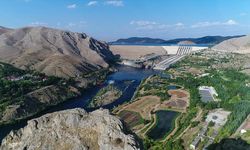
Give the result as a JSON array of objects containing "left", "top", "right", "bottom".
[{"left": 0, "top": 0, "right": 250, "bottom": 41}]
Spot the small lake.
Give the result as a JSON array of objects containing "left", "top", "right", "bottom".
[
  {"left": 167, "top": 85, "right": 182, "bottom": 90},
  {"left": 0, "top": 65, "right": 160, "bottom": 142},
  {"left": 147, "top": 110, "right": 178, "bottom": 140}
]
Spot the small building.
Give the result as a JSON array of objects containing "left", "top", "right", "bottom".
[
  {"left": 190, "top": 125, "right": 208, "bottom": 150},
  {"left": 190, "top": 135, "right": 201, "bottom": 150},
  {"left": 198, "top": 86, "right": 218, "bottom": 103}
]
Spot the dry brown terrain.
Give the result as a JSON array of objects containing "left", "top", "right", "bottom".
[
  {"left": 123, "top": 96, "right": 161, "bottom": 120},
  {"left": 213, "top": 35, "right": 250, "bottom": 54},
  {"left": 110, "top": 45, "right": 167, "bottom": 60},
  {"left": 0, "top": 26, "right": 114, "bottom": 78}
]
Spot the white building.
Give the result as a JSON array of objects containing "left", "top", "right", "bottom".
[{"left": 198, "top": 86, "right": 218, "bottom": 103}]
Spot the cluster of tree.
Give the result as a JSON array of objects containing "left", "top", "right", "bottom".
[
  {"left": 217, "top": 101, "right": 250, "bottom": 140},
  {"left": 0, "top": 62, "right": 25, "bottom": 78},
  {"left": 0, "top": 63, "right": 75, "bottom": 116},
  {"left": 143, "top": 138, "right": 184, "bottom": 150},
  {"left": 208, "top": 138, "right": 250, "bottom": 150}
]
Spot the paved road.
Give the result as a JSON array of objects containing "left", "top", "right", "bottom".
[{"left": 153, "top": 55, "right": 185, "bottom": 70}]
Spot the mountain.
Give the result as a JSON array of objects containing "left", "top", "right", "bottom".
[
  {"left": 0, "top": 26, "right": 12, "bottom": 35},
  {"left": 177, "top": 40, "right": 196, "bottom": 45},
  {"left": 0, "top": 26, "right": 115, "bottom": 78},
  {"left": 213, "top": 35, "right": 250, "bottom": 53},
  {"left": 0, "top": 108, "right": 141, "bottom": 150},
  {"left": 110, "top": 35, "right": 245, "bottom": 45},
  {"left": 110, "top": 37, "right": 166, "bottom": 45}
]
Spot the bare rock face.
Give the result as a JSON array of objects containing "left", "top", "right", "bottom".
[
  {"left": 213, "top": 35, "right": 250, "bottom": 53},
  {"left": 0, "top": 108, "right": 140, "bottom": 150},
  {"left": 0, "top": 26, "right": 114, "bottom": 78}
]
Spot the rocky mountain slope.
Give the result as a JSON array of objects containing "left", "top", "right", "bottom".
[
  {"left": 0, "top": 26, "right": 115, "bottom": 78},
  {"left": 213, "top": 35, "right": 250, "bottom": 53},
  {"left": 0, "top": 85, "right": 80, "bottom": 124},
  {"left": 0, "top": 26, "right": 11, "bottom": 35},
  {"left": 0, "top": 108, "right": 141, "bottom": 150}
]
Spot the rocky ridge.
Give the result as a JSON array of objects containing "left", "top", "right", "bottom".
[
  {"left": 0, "top": 108, "right": 141, "bottom": 150},
  {"left": 0, "top": 26, "right": 115, "bottom": 78}
]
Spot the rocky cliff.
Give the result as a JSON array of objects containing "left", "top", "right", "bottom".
[
  {"left": 0, "top": 108, "right": 141, "bottom": 150},
  {"left": 0, "top": 26, "right": 115, "bottom": 78}
]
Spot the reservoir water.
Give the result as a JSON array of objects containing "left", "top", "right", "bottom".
[
  {"left": 147, "top": 110, "right": 178, "bottom": 140},
  {"left": 0, "top": 65, "right": 159, "bottom": 142}
]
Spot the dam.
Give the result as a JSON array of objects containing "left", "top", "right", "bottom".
[
  {"left": 153, "top": 46, "right": 207, "bottom": 70},
  {"left": 110, "top": 45, "right": 208, "bottom": 70}
]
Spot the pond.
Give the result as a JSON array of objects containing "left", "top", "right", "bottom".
[
  {"left": 167, "top": 85, "right": 182, "bottom": 90},
  {"left": 147, "top": 110, "right": 178, "bottom": 140}
]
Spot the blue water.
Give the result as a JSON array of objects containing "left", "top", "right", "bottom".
[
  {"left": 167, "top": 85, "right": 182, "bottom": 90},
  {"left": 0, "top": 65, "right": 160, "bottom": 142},
  {"left": 111, "top": 43, "right": 213, "bottom": 47}
]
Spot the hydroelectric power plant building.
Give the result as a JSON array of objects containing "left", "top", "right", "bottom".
[{"left": 198, "top": 86, "right": 218, "bottom": 103}]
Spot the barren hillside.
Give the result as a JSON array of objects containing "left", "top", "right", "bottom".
[
  {"left": 0, "top": 26, "right": 115, "bottom": 78},
  {"left": 213, "top": 35, "right": 250, "bottom": 53}
]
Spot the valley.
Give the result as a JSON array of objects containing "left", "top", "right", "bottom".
[
  {"left": 1, "top": 1, "right": 250, "bottom": 149},
  {"left": 0, "top": 27, "right": 250, "bottom": 150}
]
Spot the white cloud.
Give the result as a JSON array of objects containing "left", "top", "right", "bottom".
[
  {"left": 104, "top": 0, "right": 124, "bottom": 7},
  {"left": 130, "top": 20, "right": 159, "bottom": 30},
  {"left": 30, "top": 22, "right": 48, "bottom": 26},
  {"left": 68, "top": 23, "right": 76, "bottom": 27},
  {"left": 130, "top": 20, "right": 157, "bottom": 26},
  {"left": 225, "top": 19, "right": 238, "bottom": 25},
  {"left": 66, "top": 21, "right": 87, "bottom": 29},
  {"left": 191, "top": 19, "right": 238, "bottom": 28},
  {"left": 130, "top": 20, "right": 184, "bottom": 31},
  {"left": 67, "top": 4, "right": 77, "bottom": 9},
  {"left": 87, "top": 1, "right": 98, "bottom": 6},
  {"left": 240, "top": 12, "right": 247, "bottom": 16},
  {"left": 175, "top": 22, "right": 184, "bottom": 27}
]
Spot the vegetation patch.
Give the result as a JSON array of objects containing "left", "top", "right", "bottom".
[
  {"left": 118, "top": 110, "right": 144, "bottom": 128},
  {"left": 89, "top": 84, "right": 122, "bottom": 107}
]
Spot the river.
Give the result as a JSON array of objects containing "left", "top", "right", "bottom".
[{"left": 0, "top": 65, "right": 160, "bottom": 142}]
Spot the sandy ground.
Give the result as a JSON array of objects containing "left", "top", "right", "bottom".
[{"left": 110, "top": 45, "right": 167, "bottom": 60}]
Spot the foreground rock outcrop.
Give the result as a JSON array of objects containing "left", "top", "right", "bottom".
[
  {"left": 0, "top": 108, "right": 140, "bottom": 150},
  {"left": 0, "top": 26, "right": 115, "bottom": 78}
]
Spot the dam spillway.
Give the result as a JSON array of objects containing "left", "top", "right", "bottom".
[{"left": 153, "top": 46, "right": 207, "bottom": 70}]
